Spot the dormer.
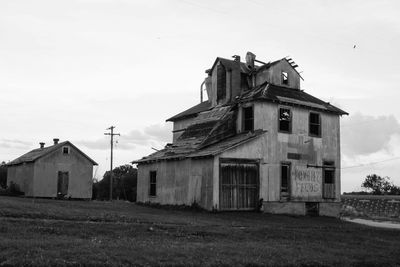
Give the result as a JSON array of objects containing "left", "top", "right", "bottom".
[{"left": 255, "top": 58, "right": 302, "bottom": 89}]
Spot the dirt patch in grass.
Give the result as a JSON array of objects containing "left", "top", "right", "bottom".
[{"left": 1, "top": 196, "right": 400, "bottom": 266}]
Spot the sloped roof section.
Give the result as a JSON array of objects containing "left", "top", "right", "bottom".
[
  {"left": 240, "top": 82, "right": 348, "bottom": 115},
  {"left": 166, "top": 101, "right": 212, "bottom": 122},
  {"left": 8, "top": 141, "right": 98, "bottom": 166}
]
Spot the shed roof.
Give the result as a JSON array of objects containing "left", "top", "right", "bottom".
[
  {"left": 166, "top": 101, "right": 212, "bottom": 122},
  {"left": 7, "top": 141, "right": 98, "bottom": 166}
]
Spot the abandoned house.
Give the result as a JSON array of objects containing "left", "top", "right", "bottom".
[
  {"left": 133, "top": 52, "right": 348, "bottom": 217},
  {"left": 7, "top": 139, "right": 97, "bottom": 199}
]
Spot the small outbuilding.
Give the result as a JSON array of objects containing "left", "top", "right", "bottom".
[{"left": 7, "top": 139, "right": 97, "bottom": 199}]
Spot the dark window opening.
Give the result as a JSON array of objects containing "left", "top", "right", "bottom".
[
  {"left": 149, "top": 171, "right": 157, "bottom": 197},
  {"left": 62, "top": 147, "right": 69, "bottom": 154},
  {"left": 217, "top": 64, "right": 226, "bottom": 102},
  {"left": 282, "top": 71, "right": 288, "bottom": 85},
  {"left": 241, "top": 73, "right": 249, "bottom": 91},
  {"left": 279, "top": 108, "right": 291, "bottom": 133},
  {"left": 323, "top": 161, "right": 335, "bottom": 184},
  {"left": 305, "top": 202, "right": 319, "bottom": 216},
  {"left": 281, "top": 163, "right": 291, "bottom": 199},
  {"left": 309, "top": 112, "right": 321, "bottom": 137},
  {"left": 243, "top": 106, "right": 254, "bottom": 132}
]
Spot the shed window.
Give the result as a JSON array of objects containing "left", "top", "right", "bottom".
[
  {"left": 217, "top": 64, "right": 226, "bottom": 102},
  {"left": 281, "top": 163, "right": 291, "bottom": 199},
  {"left": 243, "top": 106, "right": 254, "bottom": 132},
  {"left": 149, "top": 171, "right": 157, "bottom": 197},
  {"left": 309, "top": 112, "right": 321, "bottom": 137},
  {"left": 62, "top": 146, "right": 70, "bottom": 154},
  {"left": 279, "top": 108, "right": 291, "bottom": 133},
  {"left": 282, "top": 71, "right": 288, "bottom": 85}
]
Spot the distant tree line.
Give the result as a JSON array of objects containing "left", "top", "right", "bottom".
[
  {"left": 344, "top": 174, "right": 400, "bottom": 195},
  {"left": 92, "top": 164, "right": 137, "bottom": 202}
]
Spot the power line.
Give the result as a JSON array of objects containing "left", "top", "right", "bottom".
[{"left": 341, "top": 156, "right": 400, "bottom": 170}]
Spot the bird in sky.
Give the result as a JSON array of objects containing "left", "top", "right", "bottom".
[{"left": 353, "top": 44, "right": 357, "bottom": 49}]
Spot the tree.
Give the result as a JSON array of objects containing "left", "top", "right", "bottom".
[
  {"left": 361, "top": 174, "right": 400, "bottom": 195},
  {"left": 93, "top": 164, "right": 137, "bottom": 201},
  {"left": 0, "top": 161, "right": 7, "bottom": 189}
]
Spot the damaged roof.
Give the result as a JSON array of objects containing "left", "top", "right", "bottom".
[
  {"left": 166, "top": 101, "right": 212, "bottom": 122},
  {"left": 240, "top": 82, "right": 348, "bottom": 115},
  {"left": 7, "top": 141, "right": 98, "bottom": 166}
]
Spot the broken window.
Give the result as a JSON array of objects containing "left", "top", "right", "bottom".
[
  {"left": 281, "top": 163, "right": 291, "bottom": 199},
  {"left": 243, "top": 106, "right": 254, "bottom": 132},
  {"left": 279, "top": 108, "right": 291, "bottom": 133},
  {"left": 217, "top": 64, "right": 226, "bottom": 102},
  {"left": 309, "top": 112, "right": 321, "bottom": 137},
  {"left": 282, "top": 71, "right": 288, "bottom": 85},
  {"left": 149, "top": 171, "right": 157, "bottom": 197},
  {"left": 62, "top": 146, "right": 70, "bottom": 154}
]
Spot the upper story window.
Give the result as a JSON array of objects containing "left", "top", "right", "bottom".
[
  {"left": 217, "top": 64, "right": 226, "bottom": 102},
  {"left": 149, "top": 171, "right": 157, "bottom": 197},
  {"left": 281, "top": 71, "right": 289, "bottom": 85},
  {"left": 62, "top": 146, "right": 70, "bottom": 154},
  {"left": 309, "top": 112, "right": 321, "bottom": 137},
  {"left": 279, "top": 108, "right": 291, "bottom": 133},
  {"left": 243, "top": 106, "right": 254, "bottom": 132}
]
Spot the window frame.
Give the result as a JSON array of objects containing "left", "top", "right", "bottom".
[
  {"left": 278, "top": 107, "right": 292, "bottom": 133},
  {"left": 62, "top": 146, "right": 70, "bottom": 155},
  {"left": 242, "top": 105, "right": 254, "bottom": 132},
  {"left": 309, "top": 112, "right": 321, "bottom": 137},
  {"left": 149, "top": 171, "right": 157, "bottom": 197},
  {"left": 280, "top": 162, "right": 291, "bottom": 199},
  {"left": 323, "top": 161, "right": 335, "bottom": 184},
  {"left": 281, "top": 71, "right": 289, "bottom": 85}
]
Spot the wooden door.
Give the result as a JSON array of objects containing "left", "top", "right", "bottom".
[
  {"left": 57, "top": 171, "right": 69, "bottom": 196},
  {"left": 220, "top": 161, "right": 259, "bottom": 210}
]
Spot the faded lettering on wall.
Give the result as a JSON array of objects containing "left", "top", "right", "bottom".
[{"left": 292, "top": 166, "right": 322, "bottom": 198}]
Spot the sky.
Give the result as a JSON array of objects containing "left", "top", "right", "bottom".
[{"left": 1, "top": 0, "right": 400, "bottom": 192}]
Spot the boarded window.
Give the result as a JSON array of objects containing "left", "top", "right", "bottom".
[
  {"left": 282, "top": 71, "right": 288, "bottom": 85},
  {"left": 62, "top": 146, "right": 70, "bottom": 154},
  {"left": 243, "top": 106, "right": 254, "bottom": 132},
  {"left": 309, "top": 112, "right": 321, "bottom": 137},
  {"left": 281, "top": 163, "right": 291, "bottom": 199},
  {"left": 279, "top": 108, "right": 291, "bottom": 133},
  {"left": 149, "top": 171, "right": 157, "bottom": 197},
  {"left": 217, "top": 64, "right": 226, "bottom": 102}
]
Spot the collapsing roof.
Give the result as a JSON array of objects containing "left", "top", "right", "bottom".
[{"left": 8, "top": 141, "right": 98, "bottom": 166}]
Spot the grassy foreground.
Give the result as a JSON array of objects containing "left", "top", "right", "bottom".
[{"left": 0, "top": 197, "right": 399, "bottom": 266}]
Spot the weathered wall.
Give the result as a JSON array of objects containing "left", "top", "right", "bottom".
[
  {"left": 137, "top": 158, "right": 214, "bottom": 209},
  {"left": 172, "top": 117, "right": 194, "bottom": 142},
  {"left": 33, "top": 145, "right": 93, "bottom": 198},
  {"left": 253, "top": 102, "right": 341, "bottom": 203},
  {"left": 7, "top": 163, "right": 34, "bottom": 196},
  {"left": 255, "top": 60, "right": 300, "bottom": 89}
]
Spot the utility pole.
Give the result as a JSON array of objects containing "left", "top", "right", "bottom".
[{"left": 104, "top": 126, "right": 120, "bottom": 201}]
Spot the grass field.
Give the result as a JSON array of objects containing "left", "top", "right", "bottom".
[{"left": 0, "top": 197, "right": 400, "bottom": 266}]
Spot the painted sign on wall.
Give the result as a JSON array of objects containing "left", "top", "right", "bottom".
[{"left": 292, "top": 166, "right": 322, "bottom": 198}]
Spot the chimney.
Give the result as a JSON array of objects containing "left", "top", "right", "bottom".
[
  {"left": 245, "top": 51, "right": 256, "bottom": 69},
  {"left": 39, "top": 142, "right": 45, "bottom": 149},
  {"left": 53, "top": 138, "right": 59, "bottom": 145}
]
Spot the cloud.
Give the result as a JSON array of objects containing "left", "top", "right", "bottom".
[
  {"left": 341, "top": 113, "right": 400, "bottom": 157},
  {"left": 76, "top": 123, "right": 172, "bottom": 151},
  {"left": 0, "top": 139, "right": 32, "bottom": 149}
]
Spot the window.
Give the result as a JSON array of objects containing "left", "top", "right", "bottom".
[
  {"left": 62, "top": 146, "right": 70, "bottom": 154},
  {"left": 323, "top": 161, "right": 335, "bottom": 184},
  {"left": 282, "top": 71, "right": 288, "bottom": 85},
  {"left": 149, "top": 171, "right": 157, "bottom": 197},
  {"left": 243, "top": 106, "right": 254, "bottom": 132},
  {"left": 323, "top": 161, "right": 335, "bottom": 199},
  {"left": 279, "top": 108, "right": 291, "bottom": 133},
  {"left": 281, "top": 163, "right": 291, "bottom": 199},
  {"left": 217, "top": 64, "right": 226, "bottom": 102},
  {"left": 309, "top": 112, "right": 321, "bottom": 137}
]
